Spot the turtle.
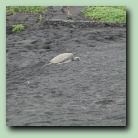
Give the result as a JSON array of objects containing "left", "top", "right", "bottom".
[{"left": 44, "top": 53, "right": 80, "bottom": 65}]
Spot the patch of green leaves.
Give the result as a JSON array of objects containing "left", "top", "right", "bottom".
[
  {"left": 82, "top": 6, "right": 126, "bottom": 22},
  {"left": 38, "top": 15, "right": 44, "bottom": 22},
  {"left": 6, "top": 6, "right": 47, "bottom": 14},
  {"left": 12, "top": 24, "right": 24, "bottom": 32}
]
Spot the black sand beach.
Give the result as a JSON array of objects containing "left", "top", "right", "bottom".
[{"left": 6, "top": 6, "right": 126, "bottom": 126}]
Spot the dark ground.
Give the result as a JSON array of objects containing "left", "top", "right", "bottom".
[{"left": 6, "top": 6, "right": 126, "bottom": 126}]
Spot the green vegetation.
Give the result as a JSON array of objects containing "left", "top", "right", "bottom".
[
  {"left": 12, "top": 24, "right": 24, "bottom": 32},
  {"left": 6, "top": 6, "right": 47, "bottom": 14},
  {"left": 38, "top": 15, "right": 44, "bottom": 22},
  {"left": 82, "top": 6, "right": 126, "bottom": 22}
]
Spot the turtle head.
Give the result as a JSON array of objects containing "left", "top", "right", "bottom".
[{"left": 73, "top": 57, "right": 80, "bottom": 61}]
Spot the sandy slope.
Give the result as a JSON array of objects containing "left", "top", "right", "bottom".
[{"left": 6, "top": 6, "right": 126, "bottom": 126}]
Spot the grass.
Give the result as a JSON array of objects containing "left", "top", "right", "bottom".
[
  {"left": 6, "top": 6, "right": 47, "bottom": 14},
  {"left": 82, "top": 6, "right": 126, "bottom": 22}
]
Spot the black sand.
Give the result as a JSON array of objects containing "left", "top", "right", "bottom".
[{"left": 6, "top": 6, "right": 126, "bottom": 126}]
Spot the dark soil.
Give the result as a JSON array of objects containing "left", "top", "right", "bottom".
[{"left": 6, "top": 6, "right": 126, "bottom": 126}]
